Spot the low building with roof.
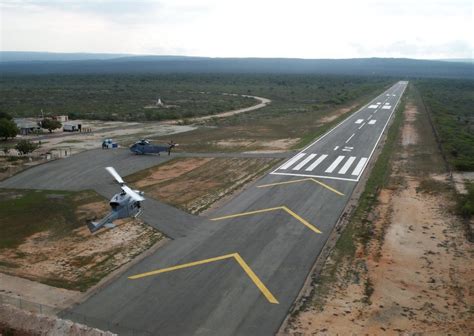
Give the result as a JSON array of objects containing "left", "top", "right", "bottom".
[{"left": 14, "top": 118, "right": 41, "bottom": 135}]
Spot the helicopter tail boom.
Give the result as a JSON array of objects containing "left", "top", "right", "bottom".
[{"left": 88, "top": 211, "right": 118, "bottom": 233}]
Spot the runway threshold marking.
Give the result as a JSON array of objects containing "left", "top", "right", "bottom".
[
  {"left": 211, "top": 206, "right": 322, "bottom": 234},
  {"left": 129, "top": 252, "right": 279, "bottom": 304},
  {"left": 257, "top": 178, "right": 344, "bottom": 196}
]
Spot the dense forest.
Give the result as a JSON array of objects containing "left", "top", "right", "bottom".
[
  {"left": 415, "top": 79, "right": 474, "bottom": 171},
  {"left": 1, "top": 56, "right": 472, "bottom": 78}
]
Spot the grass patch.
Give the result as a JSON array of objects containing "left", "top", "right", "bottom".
[
  {"left": 0, "top": 187, "right": 163, "bottom": 292},
  {"left": 457, "top": 182, "right": 474, "bottom": 219},
  {"left": 416, "top": 178, "right": 452, "bottom": 194},
  {"left": 363, "top": 277, "right": 375, "bottom": 304},
  {"left": 0, "top": 188, "right": 104, "bottom": 249}
]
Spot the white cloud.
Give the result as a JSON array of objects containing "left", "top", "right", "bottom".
[{"left": 0, "top": 0, "right": 472, "bottom": 58}]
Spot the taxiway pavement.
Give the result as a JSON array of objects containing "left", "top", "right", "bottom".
[{"left": 1, "top": 82, "right": 407, "bottom": 335}]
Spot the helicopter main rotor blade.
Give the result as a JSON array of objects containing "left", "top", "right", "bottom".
[
  {"left": 122, "top": 185, "right": 145, "bottom": 202},
  {"left": 106, "top": 166, "right": 124, "bottom": 185}
]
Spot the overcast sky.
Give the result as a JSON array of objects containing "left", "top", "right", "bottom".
[{"left": 1, "top": 0, "right": 472, "bottom": 59}]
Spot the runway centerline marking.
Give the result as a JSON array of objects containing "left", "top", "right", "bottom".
[
  {"left": 211, "top": 206, "right": 322, "bottom": 234},
  {"left": 345, "top": 133, "right": 355, "bottom": 143},
  {"left": 257, "top": 178, "right": 344, "bottom": 196},
  {"left": 129, "top": 253, "right": 278, "bottom": 304}
]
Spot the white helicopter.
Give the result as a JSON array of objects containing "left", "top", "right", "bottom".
[{"left": 88, "top": 167, "right": 145, "bottom": 233}]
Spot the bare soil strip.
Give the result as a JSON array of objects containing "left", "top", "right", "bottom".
[{"left": 287, "top": 90, "right": 474, "bottom": 334}]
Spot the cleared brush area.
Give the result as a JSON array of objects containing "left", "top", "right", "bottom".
[
  {"left": 126, "top": 157, "right": 282, "bottom": 214},
  {"left": 0, "top": 188, "right": 164, "bottom": 291}
]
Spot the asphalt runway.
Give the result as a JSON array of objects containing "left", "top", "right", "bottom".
[{"left": 1, "top": 82, "right": 407, "bottom": 335}]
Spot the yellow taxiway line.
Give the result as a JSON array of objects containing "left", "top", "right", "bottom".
[
  {"left": 211, "top": 206, "right": 322, "bottom": 234},
  {"left": 257, "top": 178, "right": 344, "bottom": 196},
  {"left": 129, "top": 253, "right": 278, "bottom": 304}
]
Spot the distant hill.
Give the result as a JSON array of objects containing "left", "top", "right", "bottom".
[
  {"left": 0, "top": 51, "right": 132, "bottom": 62},
  {"left": 437, "top": 58, "right": 473, "bottom": 64},
  {"left": 0, "top": 53, "right": 473, "bottom": 79}
]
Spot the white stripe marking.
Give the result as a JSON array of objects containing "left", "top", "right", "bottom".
[
  {"left": 271, "top": 171, "right": 358, "bottom": 182},
  {"left": 355, "top": 119, "right": 364, "bottom": 124},
  {"left": 368, "top": 105, "right": 378, "bottom": 109},
  {"left": 351, "top": 157, "right": 368, "bottom": 176},
  {"left": 333, "top": 146, "right": 339, "bottom": 151},
  {"left": 368, "top": 120, "right": 376, "bottom": 125},
  {"left": 382, "top": 105, "right": 391, "bottom": 110},
  {"left": 358, "top": 122, "right": 366, "bottom": 129},
  {"left": 269, "top": 82, "right": 407, "bottom": 180},
  {"left": 368, "top": 115, "right": 372, "bottom": 120},
  {"left": 338, "top": 156, "right": 356, "bottom": 174},
  {"left": 280, "top": 153, "right": 306, "bottom": 170},
  {"left": 325, "top": 156, "right": 345, "bottom": 173},
  {"left": 293, "top": 154, "right": 317, "bottom": 171},
  {"left": 305, "top": 154, "right": 328, "bottom": 171},
  {"left": 345, "top": 133, "right": 355, "bottom": 143}
]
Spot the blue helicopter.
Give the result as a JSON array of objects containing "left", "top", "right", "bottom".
[{"left": 129, "top": 139, "right": 178, "bottom": 155}]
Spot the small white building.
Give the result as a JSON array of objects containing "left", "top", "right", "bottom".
[{"left": 53, "top": 115, "right": 69, "bottom": 122}]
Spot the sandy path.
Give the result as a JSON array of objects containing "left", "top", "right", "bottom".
[{"left": 163, "top": 94, "right": 271, "bottom": 124}]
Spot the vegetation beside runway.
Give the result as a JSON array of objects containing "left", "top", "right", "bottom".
[
  {"left": 0, "top": 188, "right": 163, "bottom": 291},
  {"left": 125, "top": 157, "right": 282, "bottom": 214},
  {"left": 414, "top": 78, "right": 474, "bottom": 220},
  {"left": 288, "top": 82, "right": 473, "bottom": 334},
  {"left": 415, "top": 78, "right": 474, "bottom": 171}
]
